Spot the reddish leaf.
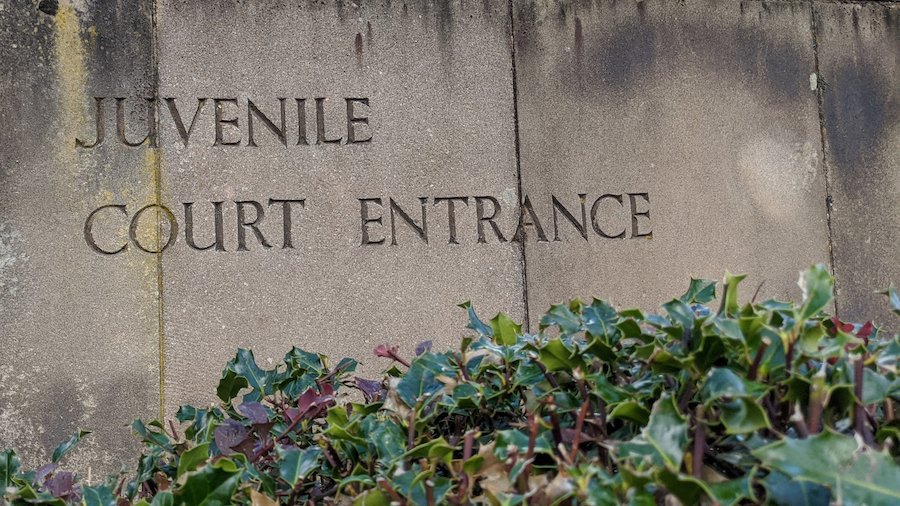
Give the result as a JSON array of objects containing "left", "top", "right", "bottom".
[{"left": 214, "top": 419, "right": 249, "bottom": 455}]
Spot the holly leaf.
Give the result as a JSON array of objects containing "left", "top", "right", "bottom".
[
  {"left": 1, "top": 449, "right": 19, "bottom": 489},
  {"left": 490, "top": 313, "right": 521, "bottom": 346},
  {"left": 51, "top": 430, "right": 90, "bottom": 464},
  {"left": 798, "top": 264, "right": 834, "bottom": 322},
  {"left": 753, "top": 431, "right": 900, "bottom": 505},
  {"left": 680, "top": 278, "right": 717, "bottom": 305},
  {"left": 458, "top": 301, "right": 492, "bottom": 337},
  {"left": 277, "top": 446, "right": 321, "bottom": 487},
  {"left": 177, "top": 443, "right": 209, "bottom": 479},
  {"left": 880, "top": 284, "right": 900, "bottom": 316}
]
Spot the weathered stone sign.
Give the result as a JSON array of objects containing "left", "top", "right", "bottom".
[{"left": 0, "top": 0, "right": 897, "bottom": 475}]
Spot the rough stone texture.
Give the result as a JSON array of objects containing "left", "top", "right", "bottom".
[
  {"left": 1, "top": 0, "right": 899, "bottom": 473},
  {"left": 815, "top": 2, "right": 900, "bottom": 329},
  {"left": 513, "top": 0, "right": 831, "bottom": 324},
  {"left": 155, "top": 0, "right": 525, "bottom": 411},
  {"left": 0, "top": 1, "right": 158, "bottom": 474}
]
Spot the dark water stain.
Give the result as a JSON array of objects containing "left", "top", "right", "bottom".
[
  {"left": 823, "top": 57, "right": 898, "bottom": 193},
  {"left": 516, "top": 0, "right": 810, "bottom": 107},
  {"left": 574, "top": 16, "right": 583, "bottom": 68}
]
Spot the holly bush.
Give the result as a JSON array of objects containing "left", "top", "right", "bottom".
[{"left": 3, "top": 265, "right": 900, "bottom": 505}]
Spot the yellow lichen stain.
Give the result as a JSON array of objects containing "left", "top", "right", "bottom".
[{"left": 52, "top": 3, "right": 88, "bottom": 161}]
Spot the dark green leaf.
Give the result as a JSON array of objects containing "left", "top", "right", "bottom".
[
  {"left": 51, "top": 430, "right": 90, "bottom": 464},
  {"left": 583, "top": 298, "right": 620, "bottom": 341},
  {"left": 609, "top": 401, "right": 651, "bottom": 425},
  {"left": 175, "top": 459, "right": 241, "bottom": 506},
  {"left": 277, "top": 446, "right": 321, "bottom": 487},
  {"left": 680, "top": 278, "right": 717, "bottom": 304},
  {"left": 754, "top": 431, "right": 900, "bottom": 505},
  {"left": 81, "top": 485, "right": 117, "bottom": 506},
  {"left": 539, "top": 302, "right": 582, "bottom": 335},
  {"left": 880, "top": 284, "right": 900, "bottom": 316},
  {"left": 762, "top": 471, "right": 830, "bottom": 506},
  {"left": 1, "top": 449, "right": 20, "bottom": 489},
  {"left": 719, "top": 398, "right": 770, "bottom": 434},
  {"left": 458, "top": 301, "right": 492, "bottom": 337}
]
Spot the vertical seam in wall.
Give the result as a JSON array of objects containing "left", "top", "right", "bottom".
[
  {"left": 151, "top": 0, "right": 166, "bottom": 419},
  {"left": 809, "top": 0, "right": 840, "bottom": 316},
  {"left": 506, "top": 0, "right": 530, "bottom": 331}
]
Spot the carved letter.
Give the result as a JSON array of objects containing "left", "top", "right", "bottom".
[
  {"left": 116, "top": 97, "right": 157, "bottom": 147},
  {"left": 551, "top": 194, "right": 588, "bottom": 241},
  {"left": 512, "top": 196, "right": 548, "bottom": 242},
  {"left": 129, "top": 204, "right": 179, "bottom": 253},
  {"left": 434, "top": 197, "right": 469, "bottom": 245},
  {"left": 474, "top": 196, "right": 507, "bottom": 244},
  {"left": 183, "top": 201, "right": 225, "bottom": 251},
  {"left": 84, "top": 204, "right": 127, "bottom": 254},
  {"left": 247, "top": 98, "right": 287, "bottom": 147},
  {"left": 165, "top": 98, "right": 207, "bottom": 146},
  {"left": 590, "top": 194, "right": 626, "bottom": 239},
  {"left": 76, "top": 97, "right": 105, "bottom": 148},
  {"left": 345, "top": 98, "right": 372, "bottom": 143},
  {"left": 315, "top": 98, "right": 343, "bottom": 144},
  {"left": 359, "top": 198, "right": 385, "bottom": 245},
  {"left": 389, "top": 197, "right": 428, "bottom": 245},
  {"left": 627, "top": 193, "right": 652, "bottom": 239},
  {"left": 296, "top": 98, "right": 309, "bottom": 146},
  {"left": 235, "top": 200, "right": 272, "bottom": 251},
  {"left": 213, "top": 98, "right": 241, "bottom": 146},
  {"left": 268, "top": 199, "right": 306, "bottom": 249}
]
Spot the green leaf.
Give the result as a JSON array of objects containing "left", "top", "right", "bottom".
[
  {"left": 645, "top": 395, "right": 689, "bottom": 469},
  {"left": 224, "top": 349, "right": 269, "bottom": 401},
  {"left": 395, "top": 355, "right": 445, "bottom": 407},
  {"left": 490, "top": 313, "right": 521, "bottom": 346},
  {"left": 720, "top": 271, "right": 747, "bottom": 316},
  {"left": 798, "top": 264, "right": 834, "bottom": 322},
  {"left": 707, "top": 476, "right": 754, "bottom": 506},
  {"left": 81, "top": 485, "right": 117, "bottom": 506},
  {"left": 539, "top": 302, "right": 582, "bottom": 335},
  {"left": 175, "top": 459, "right": 241, "bottom": 506},
  {"left": 459, "top": 301, "right": 493, "bottom": 336},
  {"left": 177, "top": 443, "right": 210, "bottom": 479},
  {"left": 609, "top": 401, "right": 651, "bottom": 425},
  {"left": 680, "top": 278, "right": 717, "bottom": 304},
  {"left": 861, "top": 368, "right": 892, "bottom": 404},
  {"left": 217, "top": 369, "right": 248, "bottom": 403},
  {"left": 51, "top": 430, "right": 90, "bottom": 463},
  {"left": 538, "top": 338, "right": 586, "bottom": 372},
  {"left": 754, "top": 431, "right": 900, "bottom": 505},
  {"left": 1, "top": 449, "right": 19, "bottom": 489},
  {"left": 619, "top": 395, "right": 688, "bottom": 470},
  {"left": 880, "top": 284, "right": 900, "bottom": 316},
  {"left": 763, "top": 471, "right": 830, "bottom": 506},
  {"left": 701, "top": 368, "right": 766, "bottom": 402},
  {"left": 583, "top": 298, "right": 621, "bottom": 341},
  {"left": 277, "top": 446, "right": 322, "bottom": 488},
  {"left": 719, "top": 398, "right": 770, "bottom": 434},
  {"left": 151, "top": 491, "right": 175, "bottom": 506}
]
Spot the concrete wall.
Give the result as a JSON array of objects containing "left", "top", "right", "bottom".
[{"left": 1, "top": 0, "right": 897, "bottom": 474}]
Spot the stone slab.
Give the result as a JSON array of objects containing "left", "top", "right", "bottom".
[
  {"left": 513, "top": 0, "right": 832, "bottom": 323},
  {"left": 153, "top": 0, "right": 525, "bottom": 411},
  {"left": 814, "top": 2, "right": 900, "bottom": 329},
  {"left": 0, "top": 1, "right": 158, "bottom": 474}
]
